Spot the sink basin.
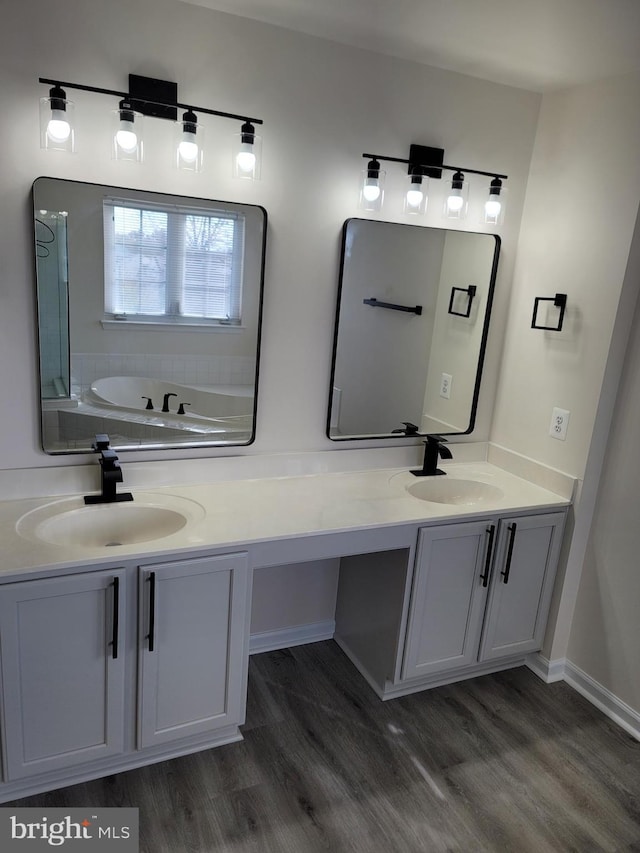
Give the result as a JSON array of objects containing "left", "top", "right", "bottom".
[
  {"left": 406, "top": 478, "right": 504, "bottom": 506},
  {"left": 17, "top": 493, "right": 205, "bottom": 548}
]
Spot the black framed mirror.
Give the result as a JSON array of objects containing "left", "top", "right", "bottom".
[
  {"left": 327, "top": 218, "right": 500, "bottom": 440},
  {"left": 33, "top": 177, "right": 267, "bottom": 454}
]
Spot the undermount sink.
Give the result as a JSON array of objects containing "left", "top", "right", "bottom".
[
  {"left": 406, "top": 478, "right": 504, "bottom": 506},
  {"left": 17, "top": 493, "right": 205, "bottom": 548}
]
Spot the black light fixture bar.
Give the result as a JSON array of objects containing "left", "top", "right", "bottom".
[
  {"left": 362, "top": 152, "right": 507, "bottom": 181},
  {"left": 39, "top": 77, "right": 263, "bottom": 125}
]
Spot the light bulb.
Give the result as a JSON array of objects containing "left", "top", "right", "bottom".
[
  {"left": 483, "top": 178, "right": 503, "bottom": 223},
  {"left": 363, "top": 180, "right": 381, "bottom": 202},
  {"left": 47, "top": 110, "right": 71, "bottom": 143},
  {"left": 179, "top": 133, "right": 199, "bottom": 163},
  {"left": 447, "top": 193, "right": 464, "bottom": 212},
  {"left": 484, "top": 198, "right": 502, "bottom": 219},
  {"left": 116, "top": 122, "right": 137, "bottom": 153},
  {"left": 406, "top": 188, "right": 423, "bottom": 207},
  {"left": 236, "top": 143, "right": 256, "bottom": 173}
]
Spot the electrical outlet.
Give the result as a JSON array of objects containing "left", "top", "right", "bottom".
[
  {"left": 440, "top": 373, "right": 452, "bottom": 399},
  {"left": 549, "top": 407, "right": 570, "bottom": 440}
]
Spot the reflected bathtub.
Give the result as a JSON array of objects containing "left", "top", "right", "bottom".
[{"left": 84, "top": 376, "right": 253, "bottom": 429}]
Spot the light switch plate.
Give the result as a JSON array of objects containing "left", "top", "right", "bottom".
[{"left": 549, "top": 407, "right": 570, "bottom": 440}]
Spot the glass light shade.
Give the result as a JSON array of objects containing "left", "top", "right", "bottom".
[
  {"left": 444, "top": 172, "right": 469, "bottom": 220},
  {"left": 404, "top": 174, "right": 429, "bottom": 215},
  {"left": 481, "top": 180, "right": 506, "bottom": 226},
  {"left": 232, "top": 124, "right": 262, "bottom": 180},
  {"left": 174, "top": 112, "right": 204, "bottom": 172},
  {"left": 359, "top": 166, "right": 386, "bottom": 212},
  {"left": 111, "top": 106, "right": 144, "bottom": 163},
  {"left": 40, "top": 96, "right": 75, "bottom": 153}
]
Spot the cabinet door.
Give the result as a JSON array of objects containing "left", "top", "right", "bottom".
[
  {"left": 0, "top": 569, "right": 126, "bottom": 780},
  {"left": 138, "top": 552, "right": 249, "bottom": 749},
  {"left": 402, "top": 521, "right": 496, "bottom": 679},
  {"left": 479, "top": 511, "right": 566, "bottom": 661}
]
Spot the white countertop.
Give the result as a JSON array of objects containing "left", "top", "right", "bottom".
[{"left": 0, "top": 461, "right": 571, "bottom": 578}]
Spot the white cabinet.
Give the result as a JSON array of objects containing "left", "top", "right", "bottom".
[
  {"left": 0, "top": 552, "right": 249, "bottom": 785},
  {"left": 479, "top": 513, "right": 565, "bottom": 661},
  {"left": 402, "top": 521, "right": 493, "bottom": 679},
  {"left": 138, "top": 553, "right": 249, "bottom": 748},
  {"left": 0, "top": 570, "right": 126, "bottom": 780},
  {"left": 402, "top": 511, "right": 565, "bottom": 682}
]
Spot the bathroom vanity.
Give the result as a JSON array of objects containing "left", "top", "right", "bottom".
[{"left": 0, "top": 461, "right": 570, "bottom": 802}]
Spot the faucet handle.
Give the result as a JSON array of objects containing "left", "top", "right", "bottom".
[
  {"left": 392, "top": 422, "right": 420, "bottom": 435},
  {"left": 92, "top": 434, "right": 111, "bottom": 451},
  {"left": 426, "top": 434, "right": 447, "bottom": 445}
]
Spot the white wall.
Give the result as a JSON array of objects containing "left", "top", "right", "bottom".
[
  {"left": 0, "top": 0, "right": 539, "bottom": 471},
  {"left": 491, "top": 72, "right": 640, "bottom": 480},
  {"left": 489, "top": 72, "right": 640, "bottom": 703},
  {"left": 566, "top": 285, "right": 640, "bottom": 713}
]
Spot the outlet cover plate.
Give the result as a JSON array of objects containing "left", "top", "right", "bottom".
[
  {"left": 549, "top": 407, "right": 570, "bottom": 440},
  {"left": 440, "top": 373, "right": 452, "bottom": 399}
]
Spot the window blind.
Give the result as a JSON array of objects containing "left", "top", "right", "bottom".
[{"left": 103, "top": 198, "right": 245, "bottom": 324}]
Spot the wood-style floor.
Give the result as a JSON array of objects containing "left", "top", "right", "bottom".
[{"left": 10, "top": 641, "right": 640, "bottom": 852}]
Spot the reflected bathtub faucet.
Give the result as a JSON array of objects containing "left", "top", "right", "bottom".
[
  {"left": 162, "top": 392, "right": 178, "bottom": 413},
  {"left": 84, "top": 434, "right": 134, "bottom": 504}
]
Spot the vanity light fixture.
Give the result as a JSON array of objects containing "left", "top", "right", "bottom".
[
  {"left": 444, "top": 171, "right": 468, "bottom": 219},
  {"left": 483, "top": 177, "right": 505, "bottom": 225},
  {"left": 112, "top": 99, "right": 143, "bottom": 162},
  {"left": 39, "top": 74, "right": 264, "bottom": 179},
  {"left": 359, "top": 144, "right": 507, "bottom": 225},
  {"left": 40, "top": 84, "right": 75, "bottom": 152},
  {"left": 233, "top": 121, "right": 262, "bottom": 180},
  {"left": 404, "top": 166, "right": 428, "bottom": 216},
  {"left": 175, "top": 109, "right": 203, "bottom": 171},
  {"left": 360, "top": 158, "right": 386, "bottom": 211}
]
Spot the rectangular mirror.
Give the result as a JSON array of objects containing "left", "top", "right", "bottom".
[
  {"left": 327, "top": 218, "right": 499, "bottom": 439},
  {"left": 33, "top": 177, "right": 266, "bottom": 454}
]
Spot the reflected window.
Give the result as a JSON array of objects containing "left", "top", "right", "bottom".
[{"left": 103, "top": 198, "right": 245, "bottom": 325}]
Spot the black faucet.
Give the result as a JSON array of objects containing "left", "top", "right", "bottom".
[
  {"left": 391, "top": 421, "right": 420, "bottom": 436},
  {"left": 84, "top": 434, "right": 133, "bottom": 504},
  {"left": 411, "top": 435, "right": 453, "bottom": 477},
  {"left": 162, "top": 392, "right": 177, "bottom": 413}
]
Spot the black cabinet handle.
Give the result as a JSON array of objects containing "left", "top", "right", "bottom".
[
  {"left": 502, "top": 523, "right": 517, "bottom": 584},
  {"left": 480, "top": 525, "right": 495, "bottom": 587},
  {"left": 111, "top": 576, "right": 119, "bottom": 660},
  {"left": 147, "top": 572, "right": 156, "bottom": 652}
]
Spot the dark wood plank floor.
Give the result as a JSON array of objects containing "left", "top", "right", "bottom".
[{"left": 9, "top": 641, "right": 640, "bottom": 852}]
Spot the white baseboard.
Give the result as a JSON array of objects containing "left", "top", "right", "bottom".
[
  {"left": 249, "top": 620, "right": 335, "bottom": 655},
  {"left": 526, "top": 653, "right": 567, "bottom": 683},
  {"left": 564, "top": 661, "right": 640, "bottom": 742}
]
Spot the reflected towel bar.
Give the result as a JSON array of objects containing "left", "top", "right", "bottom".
[
  {"left": 363, "top": 298, "right": 422, "bottom": 315},
  {"left": 448, "top": 285, "right": 476, "bottom": 318}
]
